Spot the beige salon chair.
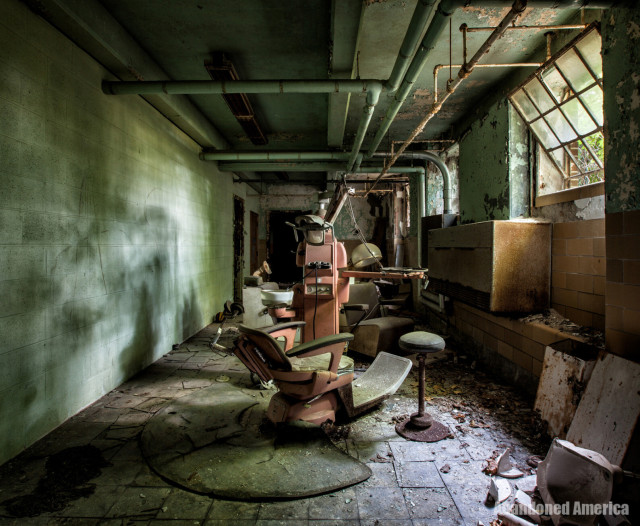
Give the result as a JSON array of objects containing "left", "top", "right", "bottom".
[{"left": 340, "top": 282, "right": 415, "bottom": 358}]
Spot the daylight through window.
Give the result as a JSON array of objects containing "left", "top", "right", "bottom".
[{"left": 509, "top": 25, "right": 604, "bottom": 197}]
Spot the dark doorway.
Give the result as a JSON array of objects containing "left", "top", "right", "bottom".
[
  {"left": 267, "top": 210, "right": 305, "bottom": 286},
  {"left": 233, "top": 196, "right": 245, "bottom": 303},
  {"left": 249, "top": 211, "right": 259, "bottom": 273}
]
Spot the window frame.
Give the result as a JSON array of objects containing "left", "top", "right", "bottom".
[{"left": 509, "top": 23, "right": 604, "bottom": 206}]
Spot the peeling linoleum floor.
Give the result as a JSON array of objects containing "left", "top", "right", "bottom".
[{"left": 0, "top": 323, "right": 547, "bottom": 526}]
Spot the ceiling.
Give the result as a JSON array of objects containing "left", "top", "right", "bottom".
[{"left": 37, "top": 0, "right": 589, "bottom": 187}]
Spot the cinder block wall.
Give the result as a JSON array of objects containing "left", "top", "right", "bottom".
[
  {"left": 551, "top": 219, "right": 606, "bottom": 330},
  {"left": 0, "top": 0, "right": 236, "bottom": 464}
]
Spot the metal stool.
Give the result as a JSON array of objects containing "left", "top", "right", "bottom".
[{"left": 395, "top": 331, "right": 450, "bottom": 442}]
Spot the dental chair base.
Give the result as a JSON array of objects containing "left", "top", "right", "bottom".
[{"left": 233, "top": 322, "right": 412, "bottom": 426}]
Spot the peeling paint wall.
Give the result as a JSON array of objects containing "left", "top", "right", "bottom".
[
  {"left": 253, "top": 184, "right": 377, "bottom": 242},
  {"left": 603, "top": 9, "right": 640, "bottom": 213},
  {"left": 426, "top": 144, "right": 460, "bottom": 217},
  {"left": 531, "top": 196, "right": 605, "bottom": 222},
  {"left": 333, "top": 194, "right": 378, "bottom": 241},
  {"left": 459, "top": 101, "right": 511, "bottom": 223},
  {"left": 459, "top": 101, "right": 533, "bottom": 224},
  {"left": 249, "top": 183, "right": 381, "bottom": 271},
  {"left": 602, "top": 8, "right": 640, "bottom": 362},
  {"left": 508, "top": 105, "right": 530, "bottom": 219}
]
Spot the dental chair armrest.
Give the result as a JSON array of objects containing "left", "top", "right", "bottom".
[
  {"left": 263, "top": 321, "right": 306, "bottom": 334},
  {"left": 288, "top": 333, "right": 354, "bottom": 357}
]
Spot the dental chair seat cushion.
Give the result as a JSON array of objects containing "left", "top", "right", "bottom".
[{"left": 289, "top": 353, "right": 354, "bottom": 376}]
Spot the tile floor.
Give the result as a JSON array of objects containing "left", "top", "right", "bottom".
[{"left": 0, "top": 324, "right": 545, "bottom": 526}]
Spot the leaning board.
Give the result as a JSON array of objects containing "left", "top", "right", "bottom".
[{"left": 566, "top": 352, "right": 640, "bottom": 465}]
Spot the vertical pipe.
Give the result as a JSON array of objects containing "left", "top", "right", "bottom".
[{"left": 417, "top": 169, "right": 426, "bottom": 268}]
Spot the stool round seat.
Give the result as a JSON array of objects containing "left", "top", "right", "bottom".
[
  {"left": 399, "top": 331, "right": 445, "bottom": 354},
  {"left": 395, "top": 330, "right": 449, "bottom": 443}
]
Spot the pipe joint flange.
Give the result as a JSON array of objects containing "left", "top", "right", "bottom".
[{"left": 457, "top": 67, "right": 471, "bottom": 80}]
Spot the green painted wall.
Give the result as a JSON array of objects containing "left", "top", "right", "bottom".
[
  {"left": 603, "top": 8, "right": 640, "bottom": 213},
  {"left": 458, "top": 101, "right": 530, "bottom": 224},
  {"left": 459, "top": 101, "right": 511, "bottom": 223},
  {"left": 0, "top": 0, "right": 236, "bottom": 464}
]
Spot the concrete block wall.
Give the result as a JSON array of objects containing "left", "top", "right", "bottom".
[
  {"left": 551, "top": 219, "right": 606, "bottom": 330},
  {"left": 0, "top": 0, "right": 236, "bottom": 464}
]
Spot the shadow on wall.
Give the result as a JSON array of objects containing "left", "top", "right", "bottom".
[
  {"left": 182, "top": 284, "right": 203, "bottom": 342},
  {"left": 119, "top": 283, "right": 157, "bottom": 382}
]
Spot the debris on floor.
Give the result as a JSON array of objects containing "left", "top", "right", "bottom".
[
  {"left": 0, "top": 445, "right": 109, "bottom": 517},
  {"left": 495, "top": 448, "right": 524, "bottom": 479},
  {"left": 3, "top": 322, "right": 629, "bottom": 525},
  {"left": 486, "top": 477, "right": 511, "bottom": 505},
  {"left": 519, "top": 308, "right": 604, "bottom": 349}
]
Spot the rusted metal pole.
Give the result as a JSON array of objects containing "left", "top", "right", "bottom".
[
  {"left": 364, "top": 0, "right": 528, "bottom": 196},
  {"left": 465, "top": 23, "right": 588, "bottom": 32},
  {"left": 433, "top": 62, "right": 542, "bottom": 103}
]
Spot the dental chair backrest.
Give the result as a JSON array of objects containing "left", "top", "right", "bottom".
[{"left": 234, "top": 325, "right": 293, "bottom": 383}]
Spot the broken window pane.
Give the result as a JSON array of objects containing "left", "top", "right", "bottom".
[{"left": 542, "top": 66, "right": 570, "bottom": 104}]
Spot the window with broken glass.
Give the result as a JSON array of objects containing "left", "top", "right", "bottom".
[{"left": 509, "top": 26, "right": 604, "bottom": 200}]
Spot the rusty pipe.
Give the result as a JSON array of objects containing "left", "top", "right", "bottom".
[
  {"left": 365, "top": 0, "right": 528, "bottom": 196},
  {"left": 464, "top": 23, "right": 588, "bottom": 32},
  {"left": 433, "top": 62, "right": 542, "bottom": 103}
]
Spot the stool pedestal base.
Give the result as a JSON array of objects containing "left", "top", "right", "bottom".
[{"left": 395, "top": 417, "right": 450, "bottom": 442}]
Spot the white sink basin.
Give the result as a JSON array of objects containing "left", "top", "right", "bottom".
[{"left": 260, "top": 289, "right": 294, "bottom": 307}]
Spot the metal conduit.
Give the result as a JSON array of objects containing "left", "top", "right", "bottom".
[
  {"left": 375, "top": 151, "right": 453, "bottom": 213},
  {"left": 433, "top": 63, "right": 542, "bottom": 103},
  {"left": 347, "top": 86, "right": 382, "bottom": 171},
  {"left": 365, "top": 0, "right": 528, "bottom": 195},
  {"left": 362, "top": 0, "right": 613, "bottom": 175},
  {"left": 386, "top": 0, "right": 439, "bottom": 92},
  {"left": 465, "top": 23, "right": 589, "bottom": 32},
  {"left": 347, "top": 0, "right": 439, "bottom": 172},
  {"left": 363, "top": 0, "right": 456, "bottom": 164},
  {"left": 217, "top": 162, "right": 425, "bottom": 174},
  {"left": 200, "top": 151, "right": 352, "bottom": 162},
  {"left": 102, "top": 79, "right": 385, "bottom": 95},
  {"left": 104, "top": 79, "right": 382, "bottom": 175}
]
